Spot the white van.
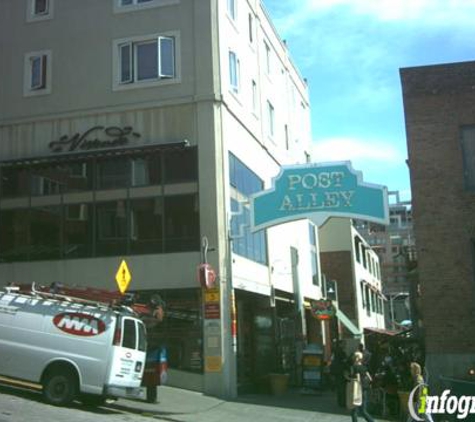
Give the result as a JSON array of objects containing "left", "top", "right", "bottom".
[{"left": 0, "top": 286, "right": 147, "bottom": 406}]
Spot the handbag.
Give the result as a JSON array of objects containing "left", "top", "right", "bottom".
[{"left": 346, "top": 373, "right": 363, "bottom": 409}]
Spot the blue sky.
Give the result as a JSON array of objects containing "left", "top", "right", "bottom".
[{"left": 263, "top": 0, "right": 475, "bottom": 201}]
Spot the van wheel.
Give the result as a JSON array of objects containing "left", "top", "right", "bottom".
[
  {"left": 42, "top": 370, "right": 77, "bottom": 406},
  {"left": 80, "top": 394, "right": 106, "bottom": 407}
]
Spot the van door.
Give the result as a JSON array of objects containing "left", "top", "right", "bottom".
[{"left": 107, "top": 316, "right": 146, "bottom": 389}]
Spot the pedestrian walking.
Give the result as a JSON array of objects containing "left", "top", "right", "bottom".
[
  {"left": 331, "top": 341, "right": 348, "bottom": 408},
  {"left": 406, "top": 362, "right": 434, "bottom": 422},
  {"left": 346, "top": 351, "right": 375, "bottom": 422}
]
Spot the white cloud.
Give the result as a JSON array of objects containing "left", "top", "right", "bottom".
[{"left": 312, "top": 137, "right": 403, "bottom": 164}]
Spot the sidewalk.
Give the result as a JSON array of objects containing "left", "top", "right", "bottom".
[{"left": 112, "top": 386, "right": 393, "bottom": 422}]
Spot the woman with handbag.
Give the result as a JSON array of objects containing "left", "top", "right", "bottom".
[{"left": 347, "top": 351, "right": 376, "bottom": 422}]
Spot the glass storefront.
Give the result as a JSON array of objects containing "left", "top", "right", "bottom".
[{"left": 0, "top": 146, "right": 199, "bottom": 262}]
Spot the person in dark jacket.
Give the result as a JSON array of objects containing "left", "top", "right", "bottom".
[
  {"left": 348, "top": 351, "right": 375, "bottom": 422},
  {"left": 331, "top": 342, "right": 348, "bottom": 407}
]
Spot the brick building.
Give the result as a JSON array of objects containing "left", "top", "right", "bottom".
[{"left": 400, "top": 61, "right": 475, "bottom": 389}]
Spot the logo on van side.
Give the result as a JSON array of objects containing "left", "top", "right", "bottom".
[{"left": 53, "top": 313, "right": 106, "bottom": 336}]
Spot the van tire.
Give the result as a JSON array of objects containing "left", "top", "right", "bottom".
[{"left": 42, "top": 370, "right": 77, "bottom": 406}]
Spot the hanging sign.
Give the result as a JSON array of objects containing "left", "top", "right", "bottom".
[
  {"left": 311, "top": 299, "right": 336, "bottom": 321},
  {"left": 250, "top": 161, "right": 389, "bottom": 230}
]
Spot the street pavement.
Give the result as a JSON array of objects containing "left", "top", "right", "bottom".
[{"left": 112, "top": 386, "right": 393, "bottom": 422}]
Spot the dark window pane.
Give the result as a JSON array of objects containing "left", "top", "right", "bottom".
[
  {"left": 137, "top": 41, "right": 158, "bottom": 81},
  {"left": 64, "top": 203, "right": 92, "bottom": 258},
  {"left": 130, "top": 198, "right": 163, "bottom": 254},
  {"left": 131, "top": 154, "right": 161, "bottom": 187},
  {"left": 64, "top": 161, "right": 92, "bottom": 192},
  {"left": 30, "top": 206, "right": 61, "bottom": 260},
  {"left": 30, "top": 164, "right": 67, "bottom": 196},
  {"left": 96, "top": 201, "right": 127, "bottom": 256},
  {"left": 164, "top": 194, "right": 199, "bottom": 252},
  {"left": 228, "top": 153, "right": 263, "bottom": 196},
  {"left": 96, "top": 157, "right": 129, "bottom": 189},
  {"left": 164, "top": 147, "right": 198, "bottom": 183},
  {"left": 122, "top": 319, "right": 137, "bottom": 349},
  {"left": 1, "top": 166, "right": 30, "bottom": 197},
  {"left": 0, "top": 209, "right": 30, "bottom": 262}
]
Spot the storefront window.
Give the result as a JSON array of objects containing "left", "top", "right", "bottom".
[
  {"left": 164, "top": 194, "right": 200, "bottom": 252},
  {"left": 30, "top": 164, "right": 67, "bottom": 196},
  {"left": 0, "top": 209, "right": 30, "bottom": 262},
  {"left": 64, "top": 161, "right": 92, "bottom": 192},
  {"left": 164, "top": 148, "right": 198, "bottom": 183},
  {"left": 96, "top": 200, "right": 127, "bottom": 256},
  {"left": 1, "top": 166, "right": 30, "bottom": 198},
  {"left": 0, "top": 146, "right": 199, "bottom": 262},
  {"left": 130, "top": 198, "right": 163, "bottom": 254},
  {"left": 96, "top": 157, "right": 129, "bottom": 189},
  {"left": 131, "top": 154, "right": 161, "bottom": 187},
  {"left": 64, "top": 203, "right": 92, "bottom": 258},
  {"left": 30, "top": 206, "right": 61, "bottom": 260}
]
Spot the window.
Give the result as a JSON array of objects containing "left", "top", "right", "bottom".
[
  {"left": 164, "top": 194, "right": 200, "bottom": 252},
  {"left": 130, "top": 198, "right": 163, "bottom": 254},
  {"left": 96, "top": 157, "right": 129, "bottom": 189},
  {"left": 114, "top": 33, "right": 179, "bottom": 90},
  {"left": 460, "top": 126, "right": 475, "bottom": 190},
  {"left": 231, "top": 199, "right": 267, "bottom": 264},
  {"left": 24, "top": 51, "right": 52, "bottom": 96},
  {"left": 27, "top": 0, "right": 53, "bottom": 22},
  {"left": 252, "top": 80, "right": 257, "bottom": 113},
  {"left": 248, "top": 13, "right": 254, "bottom": 43},
  {"left": 229, "top": 51, "right": 240, "bottom": 93},
  {"left": 227, "top": 0, "right": 236, "bottom": 20},
  {"left": 229, "top": 153, "right": 264, "bottom": 196},
  {"left": 64, "top": 204, "right": 92, "bottom": 258},
  {"left": 114, "top": 0, "right": 179, "bottom": 13},
  {"left": 267, "top": 101, "right": 275, "bottom": 138},
  {"left": 264, "top": 41, "right": 271, "bottom": 74},
  {"left": 96, "top": 201, "right": 128, "bottom": 256}
]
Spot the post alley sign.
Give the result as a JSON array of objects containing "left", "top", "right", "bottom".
[{"left": 250, "top": 162, "right": 389, "bottom": 230}]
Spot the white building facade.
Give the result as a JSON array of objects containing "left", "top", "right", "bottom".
[
  {"left": 319, "top": 218, "right": 386, "bottom": 336},
  {"left": 0, "top": 0, "right": 320, "bottom": 397}
]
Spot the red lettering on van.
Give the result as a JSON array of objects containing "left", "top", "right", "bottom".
[{"left": 53, "top": 313, "right": 106, "bottom": 336}]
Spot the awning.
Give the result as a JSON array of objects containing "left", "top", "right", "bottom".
[
  {"left": 335, "top": 308, "right": 362, "bottom": 338},
  {"left": 364, "top": 327, "right": 400, "bottom": 337}
]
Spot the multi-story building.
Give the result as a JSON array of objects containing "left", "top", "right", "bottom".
[
  {"left": 355, "top": 191, "right": 416, "bottom": 327},
  {"left": 401, "top": 60, "right": 475, "bottom": 391},
  {"left": 319, "top": 218, "right": 386, "bottom": 339},
  {"left": 0, "top": 0, "right": 318, "bottom": 397}
]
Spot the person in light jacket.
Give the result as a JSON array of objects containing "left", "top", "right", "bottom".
[{"left": 348, "top": 351, "right": 375, "bottom": 422}]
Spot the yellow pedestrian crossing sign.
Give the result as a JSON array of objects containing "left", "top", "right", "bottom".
[{"left": 115, "top": 260, "right": 132, "bottom": 294}]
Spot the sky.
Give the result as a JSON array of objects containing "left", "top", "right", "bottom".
[{"left": 263, "top": 0, "right": 475, "bottom": 201}]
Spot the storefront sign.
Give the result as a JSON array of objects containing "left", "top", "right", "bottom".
[
  {"left": 250, "top": 162, "right": 389, "bottom": 229},
  {"left": 49, "top": 125, "right": 140, "bottom": 153},
  {"left": 310, "top": 299, "right": 336, "bottom": 321}
]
